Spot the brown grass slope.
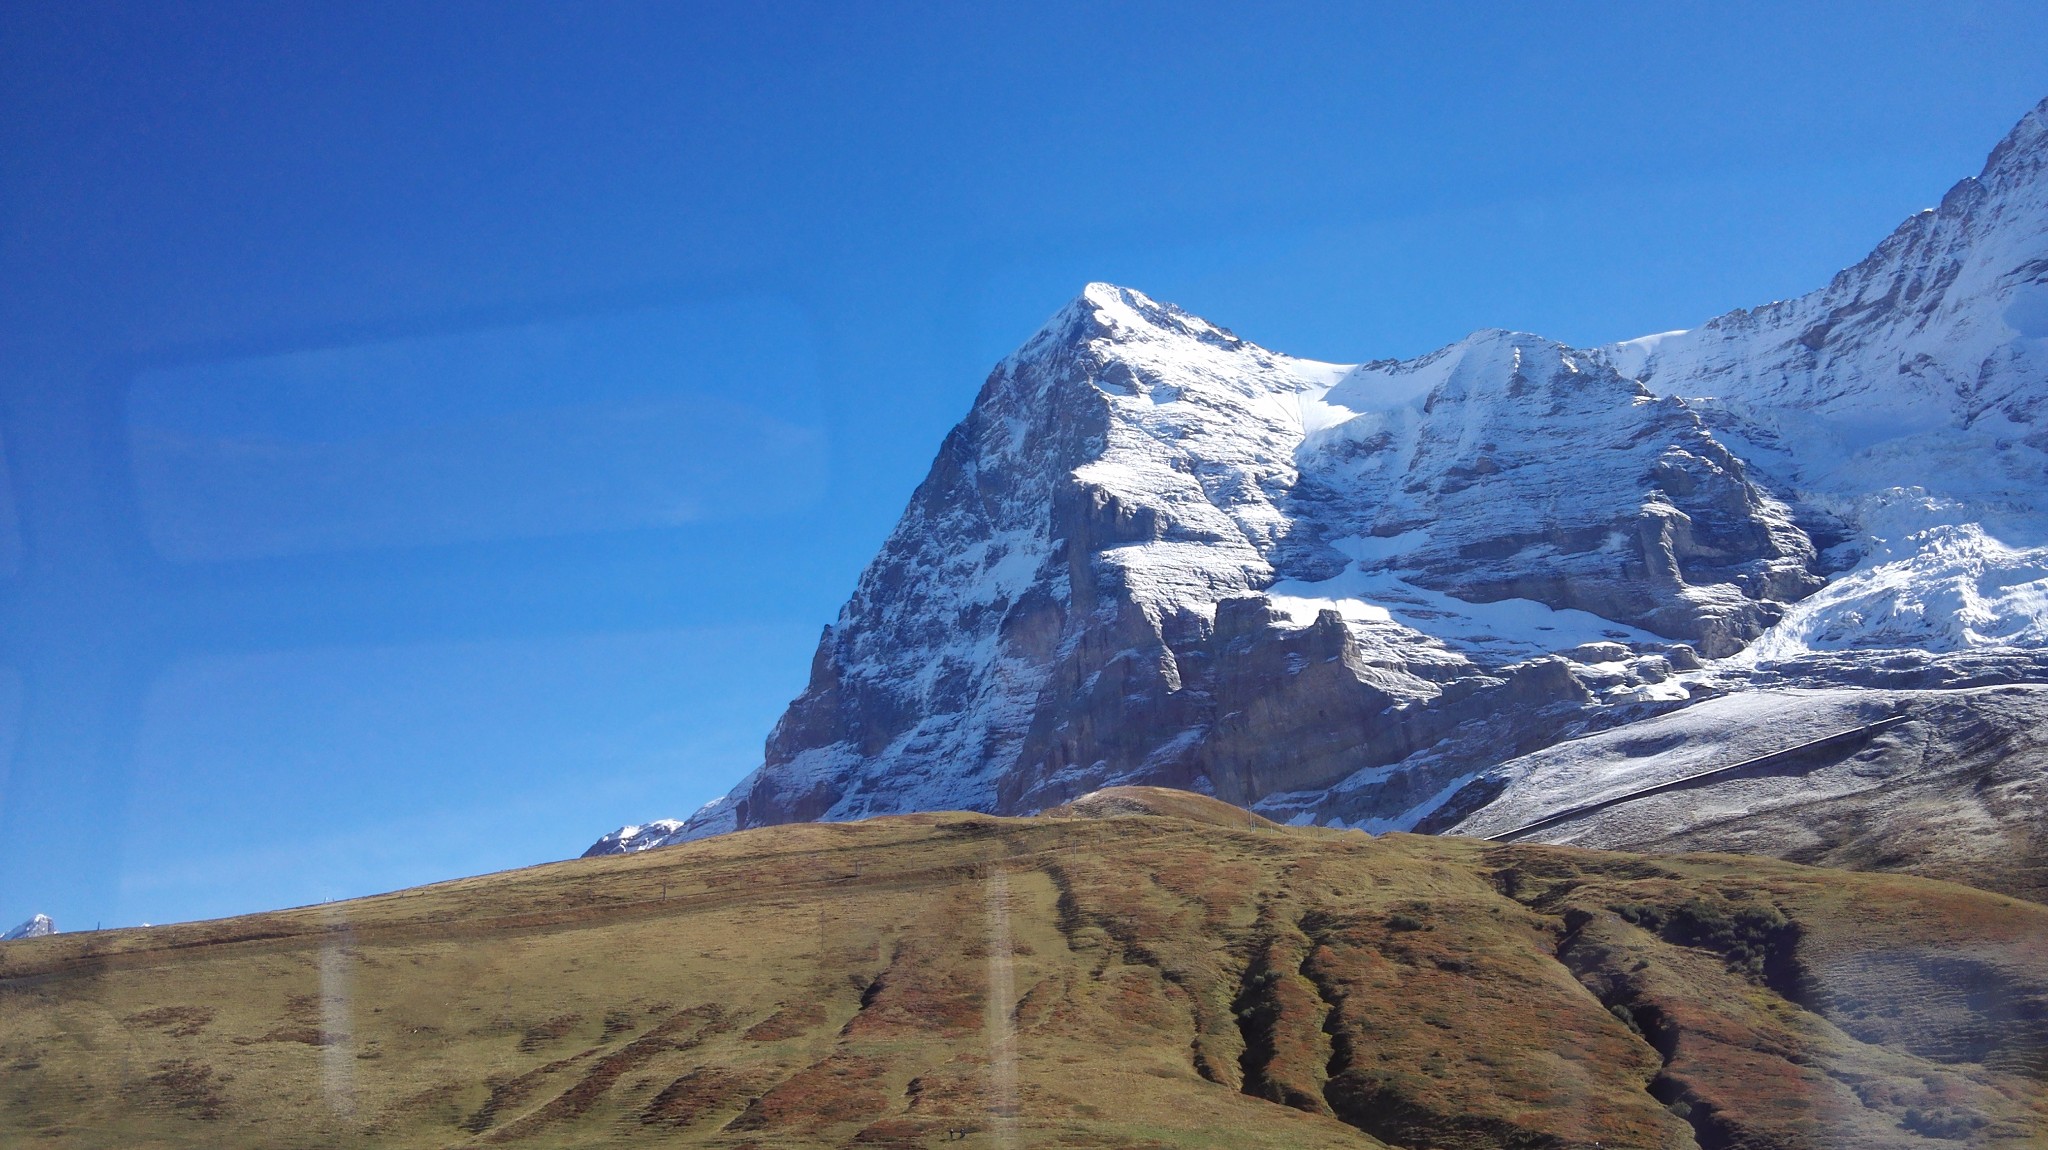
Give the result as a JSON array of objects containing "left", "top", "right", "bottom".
[
  {"left": 2, "top": 799, "right": 2046, "bottom": 1149},
  {"left": 1045, "top": 785, "right": 1284, "bottom": 828}
]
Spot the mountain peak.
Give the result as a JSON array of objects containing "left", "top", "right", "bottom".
[
  {"left": 1073, "top": 283, "right": 1246, "bottom": 348},
  {"left": 2, "top": 914, "right": 54, "bottom": 941},
  {"left": 1073, "top": 282, "right": 1222, "bottom": 334},
  {"left": 1983, "top": 94, "right": 2048, "bottom": 181},
  {"left": 1010, "top": 283, "right": 1248, "bottom": 368}
]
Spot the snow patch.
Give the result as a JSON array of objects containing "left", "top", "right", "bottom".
[{"left": 1268, "top": 565, "right": 1658, "bottom": 656}]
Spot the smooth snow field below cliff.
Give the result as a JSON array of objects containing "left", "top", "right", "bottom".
[
  {"left": 1449, "top": 687, "right": 1901, "bottom": 841},
  {"left": 1267, "top": 563, "right": 1663, "bottom": 658}
]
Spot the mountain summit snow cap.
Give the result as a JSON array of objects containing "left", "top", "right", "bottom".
[
  {"left": 1004, "top": 283, "right": 1248, "bottom": 370},
  {"left": 2, "top": 914, "right": 54, "bottom": 940},
  {"left": 1071, "top": 282, "right": 1246, "bottom": 346}
]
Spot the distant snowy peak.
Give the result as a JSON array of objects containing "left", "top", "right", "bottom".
[
  {"left": 1012, "top": 282, "right": 1264, "bottom": 365},
  {"left": 3, "top": 914, "right": 54, "bottom": 940},
  {"left": 602, "top": 300, "right": 1828, "bottom": 850},
  {"left": 579, "top": 819, "right": 685, "bottom": 858}
]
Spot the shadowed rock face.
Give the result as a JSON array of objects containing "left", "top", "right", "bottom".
[
  {"left": 1302, "top": 330, "right": 1821, "bottom": 658},
  {"left": 597, "top": 98, "right": 2048, "bottom": 854}
]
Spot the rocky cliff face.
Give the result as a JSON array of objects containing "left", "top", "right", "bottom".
[{"left": 593, "top": 97, "right": 2048, "bottom": 855}]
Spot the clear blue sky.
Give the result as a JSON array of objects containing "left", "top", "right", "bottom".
[{"left": 3, "top": 1, "right": 2045, "bottom": 929}]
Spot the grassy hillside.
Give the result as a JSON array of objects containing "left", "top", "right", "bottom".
[{"left": 3, "top": 791, "right": 2045, "bottom": 1148}]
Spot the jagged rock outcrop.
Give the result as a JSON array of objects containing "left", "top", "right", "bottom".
[{"left": 595, "top": 97, "right": 2048, "bottom": 854}]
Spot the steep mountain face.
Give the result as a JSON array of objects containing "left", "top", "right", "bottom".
[
  {"left": 1299, "top": 331, "right": 1821, "bottom": 656},
  {"left": 658, "top": 291, "right": 1808, "bottom": 845},
  {"left": 595, "top": 97, "right": 2048, "bottom": 856}
]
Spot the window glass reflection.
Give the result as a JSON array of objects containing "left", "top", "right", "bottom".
[{"left": 127, "top": 298, "right": 825, "bottom": 562}]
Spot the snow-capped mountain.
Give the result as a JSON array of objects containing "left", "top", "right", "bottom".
[
  {"left": 592, "top": 97, "right": 2048, "bottom": 856},
  {"left": 3, "top": 914, "right": 54, "bottom": 941}
]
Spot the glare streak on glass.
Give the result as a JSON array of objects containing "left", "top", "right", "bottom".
[
  {"left": 0, "top": 666, "right": 20, "bottom": 796},
  {"left": 125, "top": 297, "right": 826, "bottom": 562},
  {"left": 320, "top": 913, "right": 359, "bottom": 1121},
  {"left": 983, "top": 866, "right": 1018, "bottom": 1147},
  {"left": 0, "top": 431, "right": 20, "bottom": 577}
]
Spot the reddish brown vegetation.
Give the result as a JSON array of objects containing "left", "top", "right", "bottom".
[{"left": 5, "top": 800, "right": 2046, "bottom": 1147}]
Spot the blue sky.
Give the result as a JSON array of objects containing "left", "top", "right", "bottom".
[{"left": 3, "top": 1, "right": 2047, "bottom": 929}]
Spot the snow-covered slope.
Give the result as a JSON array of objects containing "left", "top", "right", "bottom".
[
  {"left": 2, "top": 914, "right": 54, "bottom": 941},
  {"left": 1444, "top": 679, "right": 2048, "bottom": 902},
  {"left": 1599, "top": 98, "right": 2048, "bottom": 664},
  {"left": 591, "top": 97, "right": 2048, "bottom": 856},
  {"left": 1300, "top": 329, "right": 1820, "bottom": 657}
]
